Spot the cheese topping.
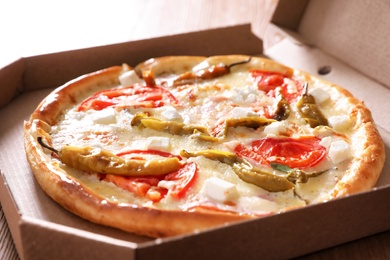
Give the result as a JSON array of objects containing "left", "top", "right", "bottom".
[{"left": 49, "top": 57, "right": 356, "bottom": 216}]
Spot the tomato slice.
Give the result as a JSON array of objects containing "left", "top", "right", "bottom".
[
  {"left": 235, "top": 136, "right": 326, "bottom": 169},
  {"left": 78, "top": 85, "right": 180, "bottom": 111},
  {"left": 101, "top": 149, "right": 197, "bottom": 202},
  {"left": 164, "top": 162, "right": 198, "bottom": 199},
  {"left": 250, "top": 70, "right": 303, "bottom": 103}
]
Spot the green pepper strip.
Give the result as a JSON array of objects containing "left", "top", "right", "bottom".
[
  {"left": 296, "top": 82, "right": 328, "bottom": 128},
  {"left": 180, "top": 149, "right": 294, "bottom": 192},
  {"left": 217, "top": 117, "right": 275, "bottom": 137},
  {"left": 131, "top": 113, "right": 208, "bottom": 135},
  {"left": 37, "top": 137, "right": 182, "bottom": 176},
  {"left": 172, "top": 57, "right": 252, "bottom": 86},
  {"left": 273, "top": 90, "right": 290, "bottom": 121},
  {"left": 270, "top": 162, "right": 328, "bottom": 184}
]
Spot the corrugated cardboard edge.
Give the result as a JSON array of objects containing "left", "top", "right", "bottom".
[
  {"left": 134, "top": 187, "right": 390, "bottom": 259},
  {"left": 0, "top": 24, "right": 262, "bottom": 110},
  {"left": 0, "top": 59, "right": 25, "bottom": 110},
  {"left": 19, "top": 216, "right": 138, "bottom": 260},
  {"left": 0, "top": 172, "right": 22, "bottom": 258}
]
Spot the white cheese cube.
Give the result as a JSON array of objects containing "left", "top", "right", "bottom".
[
  {"left": 160, "top": 106, "right": 182, "bottom": 121},
  {"left": 319, "top": 136, "right": 332, "bottom": 150},
  {"left": 202, "top": 177, "right": 237, "bottom": 202},
  {"left": 263, "top": 121, "right": 286, "bottom": 136},
  {"left": 145, "top": 137, "right": 171, "bottom": 151},
  {"left": 309, "top": 88, "right": 330, "bottom": 104},
  {"left": 230, "top": 107, "right": 257, "bottom": 118},
  {"left": 91, "top": 108, "right": 117, "bottom": 124},
  {"left": 158, "top": 180, "right": 176, "bottom": 190},
  {"left": 119, "top": 70, "right": 144, "bottom": 87},
  {"left": 328, "top": 139, "right": 352, "bottom": 164},
  {"left": 328, "top": 115, "right": 351, "bottom": 131}
]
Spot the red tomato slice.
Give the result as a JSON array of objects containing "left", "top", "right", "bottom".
[
  {"left": 78, "top": 85, "right": 180, "bottom": 111},
  {"left": 235, "top": 136, "right": 326, "bottom": 169},
  {"left": 250, "top": 70, "right": 303, "bottom": 103},
  {"left": 164, "top": 162, "right": 198, "bottom": 199},
  {"left": 101, "top": 155, "right": 197, "bottom": 202}
]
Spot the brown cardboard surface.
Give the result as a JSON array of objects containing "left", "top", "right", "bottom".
[{"left": 1, "top": 3, "right": 390, "bottom": 258}]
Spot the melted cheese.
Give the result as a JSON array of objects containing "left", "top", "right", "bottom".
[{"left": 49, "top": 60, "right": 355, "bottom": 216}]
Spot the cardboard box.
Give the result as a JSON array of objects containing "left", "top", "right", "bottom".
[{"left": 1, "top": 1, "right": 389, "bottom": 259}]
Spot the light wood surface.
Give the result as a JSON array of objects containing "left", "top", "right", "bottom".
[{"left": 0, "top": 1, "right": 389, "bottom": 259}]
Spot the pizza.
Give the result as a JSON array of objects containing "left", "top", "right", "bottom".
[{"left": 24, "top": 55, "right": 385, "bottom": 238}]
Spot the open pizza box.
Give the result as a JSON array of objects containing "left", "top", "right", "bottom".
[{"left": 1, "top": 0, "right": 389, "bottom": 259}]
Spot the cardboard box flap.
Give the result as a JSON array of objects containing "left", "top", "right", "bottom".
[
  {"left": 0, "top": 24, "right": 262, "bottom": 110},
  {"left": 23, "top": 24, "right": 262, "bottom": 92},
  {"left": 272, "top": 0, "right": 390, "bottom": 89}
]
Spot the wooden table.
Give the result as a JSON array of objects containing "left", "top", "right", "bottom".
[{"left": 1, "top": 1, "right": 389, "bottom": 259}]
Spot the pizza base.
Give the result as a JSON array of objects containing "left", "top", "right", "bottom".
[{"left": 24, "top": 55, "right": 385, "bottom": 237}]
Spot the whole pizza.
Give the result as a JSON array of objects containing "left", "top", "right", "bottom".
[{"left": 24, "top": 55, "right": 385, "bottom": 237}]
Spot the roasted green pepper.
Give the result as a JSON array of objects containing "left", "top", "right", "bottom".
[
  {"left": 217, "top": 117, "right": 275, "bottom": 137},
  {"left": 37, "top": 137, "right": 182, "bottom": 176},
  {"left": 180, "top": 149, "right": 294, "bottom": 192},
  {"left": 131, "top": 113, "right": 207, "bottom": 135},
  {"left": 296, "top": 82, "right": 328, "bottom": 128},
  {"left": 270, "top": 162, "right": 328, "bottom": 184},
  {"left": 273, "top": 90, "right": 290, "bottom": 121},
  {"left": 172, "top": 57, "right": 252, "bottom": 86}
]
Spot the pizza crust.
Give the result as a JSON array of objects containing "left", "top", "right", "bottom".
[{"left": 24, "top": 55, "right": 385, "bottom": 237}]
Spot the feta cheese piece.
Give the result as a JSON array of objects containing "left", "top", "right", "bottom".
[
  {"left": 230, "top": 107, "right": 258, "bottom": 118},
  {"left": 328, "top": 115, "right": 351, "bottom": 131},
  {"left": 202, "top": 177, "right": 237, "bottom": 202},
  {"left": 91, "top": 108, "right": 117, "bottom": 124},
  {"left": 160, "top": 106, "right": 182, "bottom": 121},
  {"left": 263, "top": 121, "right": 286, "bottom": 136},
  {"left": 119, "top": 70, "right": 144, "bottom": 86},
  {"left": 328, "top": 139, "right": 352, "bottom": 164},
  {"left": 319, "top": 136, "right": 332, "bottom": 150},
  {"left": 145, "top": 137, "right": 171, "bottom": 151},
  {"left": 309, "top": 88, "right": 330, "bottom": 104}
]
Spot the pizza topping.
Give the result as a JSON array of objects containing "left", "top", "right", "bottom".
[
  {"left": 202, "top": 177, "right": 237, "bottom": 202},
  {"left": 272, "top": 90, "right": 290, "bottom": 121},
  {"left": 308, "top": 87, "right": 330, "bottom": 105},
  {"left": 180, "top": 149, "right": 294, "bottom": 192},
  {"left": 250, "top": 70, "right": 302, "bottom": 102},
  {"left": 234, "top": 136, "right": 327, "bottom": 169},
  {"left": 328, "top": 139, "right": 352, "bottom": 164},
  {"left": 296, "top": 83, "right": 328, "bottom": 128},
  {"left": 145, "top": 136, "right": 171, "bottom": 151},
  {"left": 131, "top": 113, "right": 208, "bottom": 135},
  {"left": 171, "top": 57, "right": 252, "bottom": 86},
  {"left": 328, "top": 115, "right": 352, "bottom": 131},
  {"left": 119, "top": 69, "right": 144, "bottom": 87},
  {"left": 270, "top": 163, "right": 328, "bottom": 184},
  {"left": 78, "top": 85, "right": 180, "bottom": 111},
  {"left": 37, "top": 137, "right": 182, "bottom": 176},
  {"left": 214, "top": 117, "right": 275, "bottom": 137}
]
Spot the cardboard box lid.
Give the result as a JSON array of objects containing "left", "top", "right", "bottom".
[
  {"left": 0, "top": 24, "right": 262, "bottom": 110},
  {"left": 271, "top": 0, "right": 390, "bottom": 89}
]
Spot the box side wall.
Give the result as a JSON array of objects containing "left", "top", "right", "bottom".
[
  {"left": 137, "top": 186, "right": 390, "bottom": 259},
  {"left": 272, "top": 0, "right": 390, "bottom": 89},
  {"left": 22, "top": 24, "right": 262, "bottom": 91},
  {"left": 19, "top": 217, "right": 136, "bottom": 260},
  {"left": 0, "top": 173, "right": 22, "bottom": 259},
  {"left": 0, "top": 59, "right": 25, "bottom": 109}
]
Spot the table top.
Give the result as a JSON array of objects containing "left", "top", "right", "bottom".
[{"left": 1, "top": 1, "right": 389, "bottom": 259}]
